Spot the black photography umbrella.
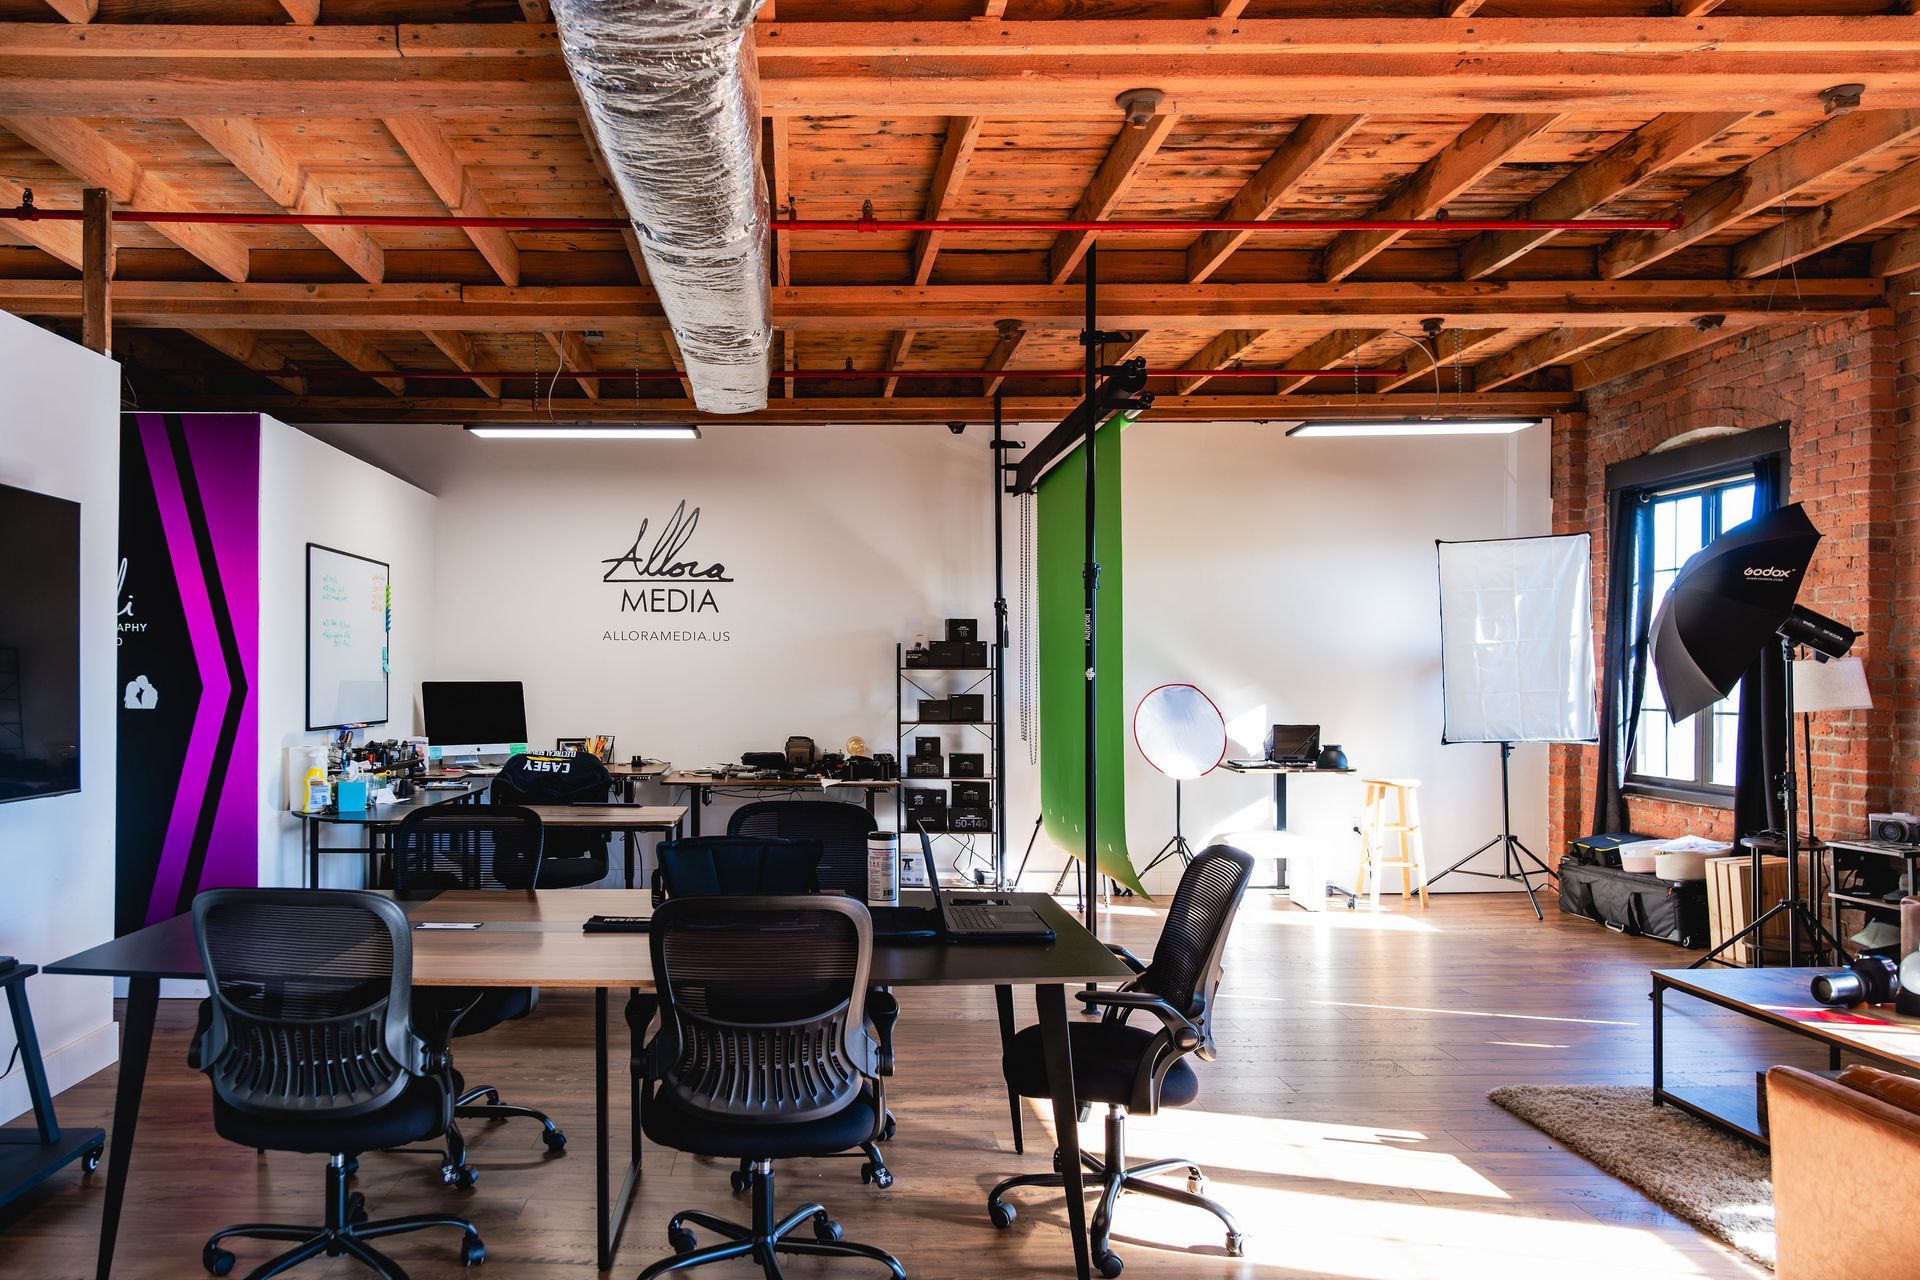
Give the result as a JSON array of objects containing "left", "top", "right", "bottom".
[{"left": 1650, "top": 502, "right": 1821, "bottom": 723}]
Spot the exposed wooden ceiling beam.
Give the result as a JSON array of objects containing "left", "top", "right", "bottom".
[
  {"left": 184, "top": 116, "right": 385, "bottom": 284},
  {"left": 19, "top": 19, "right": 1920, "bottom": 117},
  {"left": 1732, "top": 155, "right": 1920, "bottom": 278},
  {"left": 1445, "top": 0, "right": 1488, "bottom": 15},
  {"left": 982, "top": 321, "right": 1026, "bottom": 396},
  {"left": 1375, "top": 327, "right": 1504, "bottom": 392},
  {"left": 1325, "top": 113, "right": 1561, "bottom": 282},
  {"left": 980, "top": 0, "right": 1009, "bottom": 17},
  {"left": 1176, "top": 329, "right": 1262, "bottom": 395},
  {"left": 0, "top": 176, "right": 82, "bottom": 266},
  {"left": 1, "top": 278, "right": 1879, "bottom": 333},
  {"left": 884, "top": 115, "right": 986, "bottom": 398},
  {"left": 1459, "top": 111, "right": 1748, "bottom": 280},
  {"left": 768, "top": 116, "right": 793, "bottom": 287},
  {"left": 1470, "top": 326, "right": 1630, "bottom": 390},
  {"left": 2, "top": 117, "right": 251, "bottom": 283},
  {"left": 1674, "top": 0, "right": 1726, "bottom": 15},
  {"left": 41, "top": 0, "right": 94, "bottom": 20},
  {"left": 308, "top": 330, "right": 405, "bottom": 396},
  {"left": 573, "top": 113, "right": 648, "bottom": 285},
  {"left": 544, "top": 329, "right": 602, "bottom": 399},
  {"left": 1567, "top": 317, "right": 1814, "bottom": 390},
  {"left": 516, "top": 0, "right": 550, "bottom": 18},
  {"left": 1048, "top": 113, "right": 1179, "bottom": 284},
  {"left": 1599, "top": 108, "right": 1920, "bottom": 278},
  {"left": 659, "top": 327, "right": 692, "bottom": 398},
  {"left": 425, "top": 330, "right": 504, "bottom": 399},
  {"left": 187, "top": 328, "right": 308, "bottom": 396},
  {"left": 1872, "top": 223, "right": 1920, "bottom": 277},
  {"left": 781, "top": 328, "right": 797, "bottom": 399},
  {"left": 277, "top": 0, "right": 321, "bottom": 22},
  {"left": 1274, "top": 329, "right": 1387, "bottom": 395},
  {"left": 1215, "top": 1, "right": 1251, "bottom": 18},
  {"left": 1186, "top": 114, "right": 1364, "bottom": 284},
  {"left": 382, "top": 116, "right": 520, "bottom": 287}
]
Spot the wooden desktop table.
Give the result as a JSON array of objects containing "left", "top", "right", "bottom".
[
  {"left": 291, "top": 777, "right": 490, "bottom": 888},
  {"left": 660, "top": 772, "right": 898, "bottom": 836},
  {"left": 48, "top": 888, "right": 1129, "bottom": 1280},
  {"left": 520, "top": 804, "right": 687, "bottom": 887},
  {"left": 605, "top": 759, "right": 670, "bottom": 803}
]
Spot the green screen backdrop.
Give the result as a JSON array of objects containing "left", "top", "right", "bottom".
[{"left": 1036, "top": 412, "right": 1146, "bottom": 897}]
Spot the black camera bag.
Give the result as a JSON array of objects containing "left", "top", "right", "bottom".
[{"left": 1557, "top": 861, "right": 1709, "bottom": 949}]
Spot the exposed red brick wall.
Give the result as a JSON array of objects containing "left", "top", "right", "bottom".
[{"left": 1548, "top": 300, "right": 1913, "bottom": 858}]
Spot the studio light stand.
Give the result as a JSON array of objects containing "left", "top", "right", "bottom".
[
  {"left": 1139, "top": 778, "right": 1197, "bottom": 877},
  {"left": 1428, "top": 741, "right": 1555, "bottom": 920}
]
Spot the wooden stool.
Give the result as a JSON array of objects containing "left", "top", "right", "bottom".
[{"left": 1357, "top": 778, "right": 1428, "bottom": 909}]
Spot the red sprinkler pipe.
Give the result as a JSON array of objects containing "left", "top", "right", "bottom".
[{"left": 211, "top": 366, "right": 1404, "bottom": 382}]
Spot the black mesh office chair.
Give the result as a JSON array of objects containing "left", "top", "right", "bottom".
[
  {"left": 988, "top": 845, "right": 1255, "bottom": 1278},
  {"left": 392, "top": 805, "right": 566, "bottom": 1186},
  {"left": 725, "top": 801, "right": 902, "bottom": 1181},
  {"left": 636, "top": 896, "right": 905, "bottom": 1280},
  {"left": 491, "top": 751, "right": 613, "bottom": 888},
  {"left": 190, "top": 889, "right": 484, "bottom": 1279}
]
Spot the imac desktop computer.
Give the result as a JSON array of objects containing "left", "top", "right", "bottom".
[{"left": 421, "top": 680, "right": 529, "bottom": 768}]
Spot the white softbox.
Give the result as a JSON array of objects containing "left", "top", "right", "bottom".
[{"left": 1437, "top": 534, "right": 1598, "bottom": 744}]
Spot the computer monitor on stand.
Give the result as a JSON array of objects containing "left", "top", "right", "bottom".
[{"left": 422, "top": 680, "right": 529, "bottom": 768}]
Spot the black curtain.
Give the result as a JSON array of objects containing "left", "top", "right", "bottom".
[
  {"left": 1732, "top": 456, "right": 1788, "bottom": 840},
  {"left": 1593, "top": 489, "right": 1652, "bottom": 833}
]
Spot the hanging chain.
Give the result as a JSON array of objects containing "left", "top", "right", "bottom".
[
  {"left": 1452, "top": 327, "right": 1464, "bottom": 401},
  {"left": 1018, "top": 490, "right": 1037, "bottom": 765},
  {"left": 634, "top": 331, "right": 642, "bottom": 412}
]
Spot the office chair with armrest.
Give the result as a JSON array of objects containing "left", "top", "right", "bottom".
[
  {"left": 392, "top": 805, "right": 566, "bottom": 1187},
  {"left": 190, "top": 889, "right": 484, "bottom": 1279},
  {"left": 637, "top": 895, "right": 905, "bottom": 1280},
  {"left": 988, "top": 844, "right": 1255, "bottom": 1278},
  {"left": 490, "top": 751, "right": 614, "bottom": 887},
  {"left": 727, "top": 800, "right": 902, "bottom": 1153}
]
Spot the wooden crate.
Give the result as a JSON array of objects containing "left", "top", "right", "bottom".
[{"left": 1707, "top": 854, "right": 1791, "bottom": 966}]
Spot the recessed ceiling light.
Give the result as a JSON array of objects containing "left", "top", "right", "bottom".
[{"left": 1286, "top": 419, "right": 1541, "bottom": 438}]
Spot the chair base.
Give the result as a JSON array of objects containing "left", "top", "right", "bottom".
[
  {"left": 641, "top": 1160, "right": 904, "bottom": 1280},
  {"left": 438, "top": 1082, "right": 567, "bottom": 1187},
  {"left": 987, "top": 1107, "right": 1244, "bottom": 1278},
  {"left": 204, "top": 1155, "right": 482, "bottom": 1280}
]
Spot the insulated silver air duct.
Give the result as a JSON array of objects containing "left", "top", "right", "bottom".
[{"left": 551, "top": 0, "right": 772, "bottom": 414}]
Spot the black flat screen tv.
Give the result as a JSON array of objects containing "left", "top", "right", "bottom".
[{"left": 0, "top": 481, "right": 82, "bottom": 804}]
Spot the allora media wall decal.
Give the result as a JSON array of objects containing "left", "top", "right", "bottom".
[
  {"left": 599, "top": 499, "right": 736, "bottom": 642},
  {"left": 116, "top": 413, "right": 260, "bottom": 935}
]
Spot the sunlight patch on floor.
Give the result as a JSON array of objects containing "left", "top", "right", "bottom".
[{"left": 1313, "top": 1000, "right": 1635, "bottom": 1028}]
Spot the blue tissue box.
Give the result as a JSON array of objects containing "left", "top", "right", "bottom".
[{"left": 334, "top": 779, "right": 369, "bottom": 812}]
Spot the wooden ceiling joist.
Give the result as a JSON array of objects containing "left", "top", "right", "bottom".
[
  {"left": 1872, "top": 224, "right": 1920, "bottom": 278},
  {"left": 184, "top": 116, "right": 384, "bottom": 285},
  {"left": 1376, "top": 328, "right": 1504, "bottom": 393},
  {"left": 1599, "top": 108, "right": 1920, "bottom": 278},
  {"left": 0, "top": 175, "right": 82, "bottom": 266},
  {"left": 382, "top": 115, "right": 520, "bottom": 287},
  {"left": 1186, "top": 114, "right": 1364, "bottom": 284},
  {"left": 40, "top": 0, "right": 93, "bottom": 22},
  {"left": 981, "top": 321, "right": 1025, "bottom": 397},
  {"left": 1048, "top": 113, "right": 1180, "bottom": 285},
  {"left": 2, "top": 117, "right": 251, "bottom": 283},
  {"left": 543, "top": 329, "right": 602, "bottom": 400},
  {"left": 276, "top": 0, "right": 321, "bottom": 22},
  {"left": 308, "top": 330, "right": 405, "bottom": 396},
  {"left": 1470, "top": 326, "right": 1631, "bottom": 391},
  {"left": 425, "top": 330, "right": 504, "bottom": 399},
  {"left": 885, "top": 115, "right": 985, "bottom": 398},
  {"left": 1325, "top": 113, "right": 1562, "bottom": 282},
  {"left": 1731, "top": 155, "right": 1920, "bottom": 278},
  {"left": 187, "top": 329, "right": 307, "bottom": 396},
  {"left": 1458, "top": 111, "right": 1748, "bottom": 281}
]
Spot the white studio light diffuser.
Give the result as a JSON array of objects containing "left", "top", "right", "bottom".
[
  {"left": 1436, "top": 534, "right": 1598, "bottom": 744},
  {"left": 1133, "top": 683, "right": 1228, "bottom": 780}
]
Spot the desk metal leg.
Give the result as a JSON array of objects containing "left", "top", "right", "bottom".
[
  {"left": 1273, "top": 775, "right": 1289, "bottom": 833},
  {"left": 690, "top": 786, "right": 704, "bottom": 837},
  {"left": 994, "top": 984, "right": 1023, "bottom": 1154},
  {"left": 1651, "top": 978, "right": 1665, "bottom": 1105},
  {"left": 306, "top": 821, "right": 319, "bottom": 890},
  {"left": 1036, "top": 984, "right": 1091, "bottom": 1280},
  {"left": 95, "top": 975, "right": 159, "bottom": 1280},
  {"left": 594, "top": 986, "right": 641, "bottom": 1271}
]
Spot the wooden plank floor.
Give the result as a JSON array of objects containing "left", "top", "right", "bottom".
[{"left": 1, "top": 892, "right": 1802, "bottom": 1280}]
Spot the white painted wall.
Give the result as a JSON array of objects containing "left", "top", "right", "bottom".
[
  {"left": 0, "top": 313, "right": 121, "bottom": 1122},
  {"left": 1114, "top": 420, "right": 1553, "bottom": 897},
  {"left": 258, "top": 419, "right": 439, "bottom": 889}
]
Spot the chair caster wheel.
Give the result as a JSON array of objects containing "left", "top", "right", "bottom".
[
  {"left": 348, "top": 1191, "right": 369, "bottom": 1225},
  {"left": 542, "top": 1127, "right": 567, "bottom": 1153},
  {"left": 860, "top": 1161, "right": 893, "bottom": 1188},
  {"left": 1096, "top": 1250, "right": 1124, "bottom": 1277},
  {"left": 461, "top": 1234, "right": 486, "bottom": 1267},
  {"left": 1051, "top": 1148, "right": 1064, "bottom": 1173},
  {"left": 442, "top": 1162, "right": 479, "bottom": 1189},
  {"left": 987, "top": 1200, "right": 1016, "bottom": 1230},
  {"left": 668, "top": 1225, "right": 697, "bottom": 1254},
  {"left": 812, "top": 1215, "right": 843, "bottom": 1243},
  {"left": 481, "top": 1089, "right": 501, "bottom": 1107},
  {"left": 202, "top": 1246, "right": 236, "bottom": 1277},
  {"left": 82, "top": 1145, "right": 103, "bottom": 1173},
  {"left": 1226, "top": 1232, "right": 1246, "bottom": 1257},
  {"left": 729, "top": 1168, "right": 751, "bottom": 1193},
  {"left": 341, "top": 1156, "right": 359, "bottom": 1178}
]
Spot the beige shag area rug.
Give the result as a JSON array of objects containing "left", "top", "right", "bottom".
[{"left": 1488, "top": 1084, "right": 1775, "bottom": 1270}]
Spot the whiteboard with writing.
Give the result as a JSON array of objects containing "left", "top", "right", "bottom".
[{"left": 306, "top": 543, "right": 390, "bottom": 729}]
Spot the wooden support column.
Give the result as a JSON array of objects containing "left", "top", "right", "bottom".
[{"left": 81, "top": 187, "right": 111, "bottom": 355}]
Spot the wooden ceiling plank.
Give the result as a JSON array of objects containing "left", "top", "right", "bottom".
[
  {"left": 980, "top": 0, "right": 1010, "bottom": 17},
  {"left": 1732, "top": 155, "right": 1920, "bottom": 278},
  {"left": 573, "top": 113, "right": 649, "bottom": 285},
  {"left": 382, "top": 115, "right": 521, "bottom": 287},
  {"left": 0, "top": 176, "right": 82, "bottom": 268},
  {"left": 517, "top": 0, "right": 551, "bottom": 19},
  {"left": 309, "top": 330, "right": 405, "bottom": 396},
  {"left": 1186, "top": 114, "right": 1365, "bottom": 284},
  {"left": 188, "top": 328, "right": 307, "bottom": 395},
  {"left": 884, "top": 115, "right": 986, "bottom": 401},
  {"left": 1445, "top": 0, "right": 1488, "bottom": 15},
  {"left": 781, "top": 328, "right": 796, "bottom": 399},
  {"left": 1215, "top": 1, "right": 1252, "bottom": 17},
  {"left": 659, "top": 327, "right": 692, "bottom": 398},
  {"left": 1325, "top": 113, "right": 1563, "bottom": 282},
  {"left": 982, "top": 322, "right": 1026, "bottom": 396},
  {"left": 1375, "top": 327, "right": 1504, "bottom": 392},
  {"left": 1872, "top": 223, "right": 1920, "bottom": 277},
  {"left": 1600, "top": 108, "right": 1920, "bottom": 278},
  {"left": 882, "top": 330, "right": 914, "bottom": 399},
  {"left": 1470, "top": 326, "right": 1629, "bottom": 390},
  {"left": 1177, "top": 328, "right": 1265, "bottom": 395},
  {"left": 1674, "top": 0, "right": 1726, "bottom": 15},
  {"left": 1048, "top": 113, "right": 1180, "bottom": 285},
  {"left": 277, "top": 0, "right": 322, "bottom": 22},
  {"left": 3, "top": 116, "right": 251, "bottom": 283},
  {"left": 1459, "top": 111, "right": 1749, "bottom": 280},
  {"left": 1274, "top": 328, "right": 1387, "bottom": 395},
  {"left": 426, "top": 330, "right": 504, "bottom": 398},
  {"left": 545, "top": 329, "right": 601, "bottom": 399},
  {"left": 184, "top": 116, "right": 384, "bottom": 284},
  {"left": 769, "top": 117, "right": 793, "bottom": 288},
  {"left": 40, "top": 0, "right": 94, "bottom": 21}
]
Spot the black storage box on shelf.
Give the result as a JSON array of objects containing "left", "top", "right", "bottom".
[
  {"left": 918, "top": 698, "right": 952, "bottom": 723},
  {"left": 904, "top": 787, "right": 947, "bottom": 813},
  {"left": 928, "top": 640, "right": 964, "bottom": 667},
  {"left": 1557, "top": 862, "right": 1710, "bottom": 948},
  {"left": 949, "top": 694, "right": 986, "bottom": 722},
  {"left": 1566, "top": 831, "right": 1656, "bottom": 871},
  {"left": 945, "top": 618, "right": 978, "bottom": 643},
  {"left": 914, "top": 736, "right": 943, "bottom": 759},
  {"left": 907, "top": 755, "right": 945, "bottom": 778},
  {"left": 949, "top": 753, "right": 985, "bottom": 778},
  {"left": 953, "top": 780, "right": 991, "bottom": 806},
  {"left": 958, "top": 641, "right": 989, "bottom": 668},
  {"left": 949, "top": 806, "right": 992, "bottom": 832},
  {"left": 904, "top": 646, "right": 932, "bottom": 669}
]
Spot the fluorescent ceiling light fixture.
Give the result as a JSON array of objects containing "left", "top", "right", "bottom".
[
  {"left": 465, "top": 424, "right": 701, "bottom": 440},
  {"left": 1287, "top": 418, "right": 1541, "bottom": 438}
]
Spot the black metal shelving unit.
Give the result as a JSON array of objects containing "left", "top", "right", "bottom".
[{"left": 896, "top": 642, "right": 1005, "bottom": 887}]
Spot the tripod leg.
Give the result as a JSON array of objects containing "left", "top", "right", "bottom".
[
  {"left": 1013, "top": 814, "right": 1043, "bottom": 889},
  {"left": 1512, "top": 840, "right": 1544, "bottom": 921}
]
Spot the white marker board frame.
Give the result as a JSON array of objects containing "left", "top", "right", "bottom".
[{"left": 306, "top": 542, "right": 391, "bottom": 730}]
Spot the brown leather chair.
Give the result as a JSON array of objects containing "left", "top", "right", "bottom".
[{"left": 1766, "top": 1064, "right": 1920, "bottom": 1280}]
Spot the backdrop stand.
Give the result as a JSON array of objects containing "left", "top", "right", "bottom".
[{"left": 1427, "top": 741, "right": 1554, "bottom": 920}]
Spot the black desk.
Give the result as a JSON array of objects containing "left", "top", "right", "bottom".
[
  {"left": 48, "top": 888, "right": 1130, "bottom": 1280},
  {"left": 0, "top": 962, "right": 106, "bottom": 1213},
  {"left": 1216, "top": 761, "right": 1357, "bottom": 891},
  {"left": 291, "top": 778, "right": 490, "bottom": 888}
]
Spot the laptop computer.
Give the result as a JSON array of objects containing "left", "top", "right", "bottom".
[
  {"left": 1265, "top": 723, "right": 1321, "bottom": 765},
  {"left": 869, "top": 826, "right": 1056, "bottom": 943}
]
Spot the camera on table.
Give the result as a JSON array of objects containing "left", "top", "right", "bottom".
[{"left": 1810, "top": 955, "right": 1901, "bottom": 1007}]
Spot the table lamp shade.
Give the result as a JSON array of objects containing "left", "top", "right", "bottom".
[{"left": 1792, "top": 656, "right": 1872, "bottom": 712}]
